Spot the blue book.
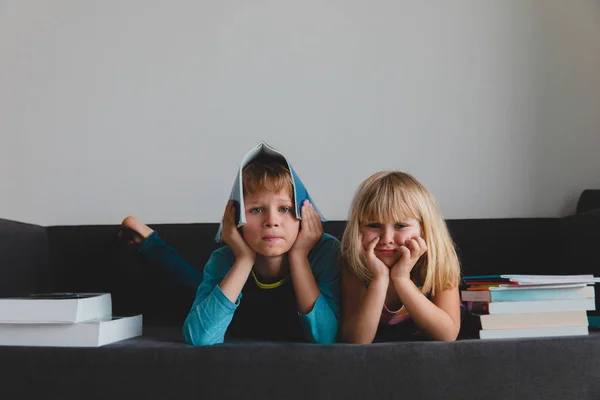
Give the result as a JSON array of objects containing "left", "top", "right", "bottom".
[
  {"left": 491, "top": 285, "right": 595, "bottom": 302},
  {"left": 462, "top": 285, "right": 595, "bottom": 303},
  {"left": 215, "top": 141, "right": 325, "bottom": 242}
]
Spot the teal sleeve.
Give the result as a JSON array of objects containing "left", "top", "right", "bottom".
[
  {"left": 138, "top": 232, "right": 203, "bottom": 289},
  {"left": 182, "top": 248, "right": 241, "bottom": 346},
  {"left": 297, "top": 234, "right": 341, "bottom": 344}
]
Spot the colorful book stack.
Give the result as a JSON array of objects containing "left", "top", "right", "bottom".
[
  {"left": 0, "top": 293, "right": 142, "bottom": 347},
  {"left": 462, "top": 274, "right": 598, "bottom": 339}
]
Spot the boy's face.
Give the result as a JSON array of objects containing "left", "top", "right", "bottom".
[{"left": 241, "top": 186, "right": 300, "bottom": 257}]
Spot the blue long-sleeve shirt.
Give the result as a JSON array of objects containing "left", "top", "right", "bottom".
[
  {"left": 138, "top": 232, "right": 203, "bottom": 289},
  {"left": 183, "top": 233, "right": 340, "bottom": 346},
  {"left": 139, "top": 232, "right": 340, "bottom": 345}
]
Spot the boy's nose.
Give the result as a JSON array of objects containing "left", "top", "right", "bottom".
[{"left": 263, "top": 210, "right": 280, "bottom": 227}]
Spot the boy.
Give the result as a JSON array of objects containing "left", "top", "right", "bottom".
[{"left": 121, "top": 151, "right": 340, "bottom": 345}]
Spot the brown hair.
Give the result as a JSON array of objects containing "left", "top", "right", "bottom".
[{"left": 242, "top": 156, "right": 294, "bottom": 199}]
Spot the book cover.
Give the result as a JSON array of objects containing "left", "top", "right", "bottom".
[
  {"left": 488, "top": 298, "right": 596, "bottom": 314},
  {"left": 479, "top": 325, "right": 588, "bottom": 340},
  {"left": 0, "top": 293, "right": 112, "bottom": 323},
  {"left": 215, "top": 141, "right": 325, "bottom": 242},
  {"left": 479, "top": 310, "right": 589, "bottom": 330},
  {"left": 501, "top": 274, "right": 600, "bottom": 285},
  {"left": 0, "top": 314, "right": 143, "bottom": 347},
  {"left": 462, "top": 285, "right": 595, "bottom": 303}
]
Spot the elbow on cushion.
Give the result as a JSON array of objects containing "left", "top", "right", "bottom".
[
  {"left": 311, "top": 323, "right": 339, "bottom": 344},
  {"left": 182, "top": 316, "right": 223, "bottom": 346}
]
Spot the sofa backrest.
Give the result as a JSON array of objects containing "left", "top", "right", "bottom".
[
  {"left": 0, "top": 219, "right": 52, "bottom": 296},
  {"left": 1, "top": 211, "right": 599, "bottom": 326}
]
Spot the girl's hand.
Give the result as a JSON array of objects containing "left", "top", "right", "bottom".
[
  {"left": 222, "top": 201, "right": 256, "bottom": 263},
  {"left": 390, "top": 237, "right": 427, "bottom": 281},
  {"left": 290, "top": 200, "right": 324, "bottom": 257},
  {"left": 364, "top": 236, "right": 390, "bottom": 282}
]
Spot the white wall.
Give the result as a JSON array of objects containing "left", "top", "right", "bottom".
[{"left": 1, "top": 0, "right": 599, "bottom": 226}]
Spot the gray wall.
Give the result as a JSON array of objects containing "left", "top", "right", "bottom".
[{"left": 1, "top": 0, "right": 599, "bottom": 226}]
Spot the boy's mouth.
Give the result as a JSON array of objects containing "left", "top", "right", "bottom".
[{"left": 263, "top": 236, "right": 282, "bottom": 242}]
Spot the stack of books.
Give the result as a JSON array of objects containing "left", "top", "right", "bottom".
[
  {"left": 462, "top": 274, "right": 598, "bottom": 339},
  {"left": 0, "top": 293, "right": 142, "bottom": 347}
]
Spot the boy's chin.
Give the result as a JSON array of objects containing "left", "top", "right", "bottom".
[{"left": 253, "top": 245, "right": 293, "bottom": 258}]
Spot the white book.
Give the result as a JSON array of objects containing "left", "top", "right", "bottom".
[
  {"left": 501, "top": 274, "right": 594, "bottom": 280},
  {"left": 0, "top": 315, "right": 143, "bottom": 347},
  {"left": 479, "top": 325, "right": 588, "bottom": 340},
  {"left": 494, "top": 283, "right": 588, "bottom": 290},
  {"left": 500, "top": 274, "right": 600, "bottom": 285},
  {"left": 0, "top": 293, "right": 111, "bottom": 323},
  {"left": 488, "top": 298, "right": 595, "bottom": 314},
  {"left": 512, "top": 279, "right": 600, "bottom": 285},
  {"left": 480, "top": 310, "right": 589, "bottom": 330}
]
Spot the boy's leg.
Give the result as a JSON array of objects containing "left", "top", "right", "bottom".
[
  {"left": 118, "top": 216, "right": 154, "bottom": 245},
  {"left": 118, "top": 216, "right": 202, "bottom": 288}
]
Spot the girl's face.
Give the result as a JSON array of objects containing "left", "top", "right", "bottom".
[{"left": 360, "top": 219, "right": 422, "bottom": 267}]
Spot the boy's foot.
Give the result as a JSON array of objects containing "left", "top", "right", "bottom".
[{"left": 118, "top": 216, "right": 154, "bottom": 245}]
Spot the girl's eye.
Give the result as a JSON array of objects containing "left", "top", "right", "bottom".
[
  {"left": 366, "top": 223, "right": 381, "bottom": 229},
  {"left": 395, "top": 224, "right": 407, "bottom": 229},
  {"left": 249, "top": 208, "right": 262, "bottom": 214},
  {"left": 279, "top": 206, "right": 292, "bottom": 213}
]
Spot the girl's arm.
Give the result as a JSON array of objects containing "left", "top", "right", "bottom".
[
  {"left": 341, "top": 265, "right": 388, "bottom": 344},
  {"left": 391, "top": 277, "right": 461, "bottom": 341}
]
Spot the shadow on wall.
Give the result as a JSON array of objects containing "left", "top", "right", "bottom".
[{"left": 530, "top": 1, "right": 600, "bottom": 216}]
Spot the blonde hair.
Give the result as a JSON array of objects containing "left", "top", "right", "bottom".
[
  {"left": 242, "top": 156, "right": 294, "bottom": 199},
  {"left": 341, "top": 171, "right": 460, "bottom": 296}
]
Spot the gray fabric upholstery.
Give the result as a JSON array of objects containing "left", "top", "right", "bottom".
[
  {"left": 1, "top": 326, "right": 599, "bottom": 399},
  {"left": 1, "top": 208, "right": 600, "bottom": 399}
]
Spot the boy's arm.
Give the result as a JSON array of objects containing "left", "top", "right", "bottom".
[
  {"left": 138, "top": 232, "right": 202, "bottom": 289},
  {"left": 183, "top": 249, "right": 244, "bottom": 346},
  {"left": 289, "top": 234, "right": 341, "bottom": 344}
]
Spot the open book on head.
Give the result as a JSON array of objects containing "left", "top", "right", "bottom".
[{"left": 215, "top": 141, "right": 325, "bottom": 242}]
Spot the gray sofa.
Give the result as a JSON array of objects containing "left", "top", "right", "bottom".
[{"left": 1, "top": 190, "right": 599, "bottom": 399}]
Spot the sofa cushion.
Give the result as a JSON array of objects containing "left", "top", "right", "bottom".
[{"left": 0, "top": 326, "right": 599, "bottom": 400}]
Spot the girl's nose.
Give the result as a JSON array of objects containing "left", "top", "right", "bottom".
[{"left": 380, "top": 227, "right": 394, "bottom": 244}]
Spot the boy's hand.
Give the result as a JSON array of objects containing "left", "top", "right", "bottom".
[
  {"left": 364, "top": 236, "right": 390, "bottom": 282},
  {"left": 222, "top": 201, "right": 255, "bottom": 263},
  {"left": 390, "top": 237, "right": 427, "bottom": 281},
  {"left": 290, "top": 200, "right": 323, "bottom": 257}
]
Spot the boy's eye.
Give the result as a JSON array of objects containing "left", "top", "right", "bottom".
[
  {"left": 278, "top": 206, "right": 292, "bottom": 213},
  {"left": 249, "top": 208, "right": 263, "bottom": 214}
]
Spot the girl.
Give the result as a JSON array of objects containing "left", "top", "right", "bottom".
[{"left": 340, "top": 171, "right": 461, "bottom": 343}]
